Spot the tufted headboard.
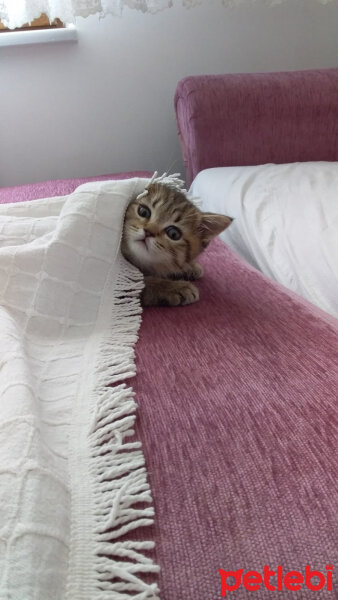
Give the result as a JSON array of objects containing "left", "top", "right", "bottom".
[{"left": 174, "top": 68, "right": 338, "bottom": 186}]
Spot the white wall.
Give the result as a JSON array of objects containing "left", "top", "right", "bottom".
[{"left": 1, "top": 0, "right": 338, "bottom": 187}]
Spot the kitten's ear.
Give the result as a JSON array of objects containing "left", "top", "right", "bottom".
[{"left": 199, "top": 213, "right": 233, "bottom": 241}]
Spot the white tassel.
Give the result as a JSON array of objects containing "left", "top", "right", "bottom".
[
  {"left": 136, "top": 171, "right": 202, "bottom": 209},
  {"left": 80, "top": 253, "right": 160, "bottom": 599},
  {"left": 136, "top": 171, "right": 186, "bottom": 200}
]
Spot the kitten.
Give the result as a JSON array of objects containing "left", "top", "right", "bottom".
[{"left": 121, "top": 182, "right": 232, "bottom": 306}]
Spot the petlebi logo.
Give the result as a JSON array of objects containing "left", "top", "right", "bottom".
[{"left": 219, "top": 564, "right": 334, "bottom": 596}]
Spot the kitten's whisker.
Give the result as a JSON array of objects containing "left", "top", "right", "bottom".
[{"left": 165, "top": 157, "right": 179, "bottom": 175}]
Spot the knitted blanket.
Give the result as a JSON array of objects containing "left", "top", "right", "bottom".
[{"left": 0, "top": 178, "right": 159, "bottom": 600}]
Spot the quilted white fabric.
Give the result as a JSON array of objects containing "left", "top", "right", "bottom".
[{"left": 0, "top": 178, "right": 159, "bottom": 600}]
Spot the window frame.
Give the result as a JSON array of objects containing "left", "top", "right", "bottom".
[
  {"left": 0, "top": 13, "right": 77, "bottom": 47},
  {"left": 0, "top": 13, "right": 65, "bottom": 33}
]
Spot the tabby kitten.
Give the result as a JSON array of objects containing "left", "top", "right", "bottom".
[{"left": 121, "top": 182, "right": 232, "bottom": 306}]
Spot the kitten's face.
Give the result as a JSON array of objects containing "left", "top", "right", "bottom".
[{"left": 121, "top": 182, "right": 232, "bottom": 276}]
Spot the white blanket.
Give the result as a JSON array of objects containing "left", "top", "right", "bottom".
[{"left": 0, "top": 179, "right": 160, "bottom": 600}]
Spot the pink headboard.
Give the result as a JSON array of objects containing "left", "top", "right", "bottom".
[{"left": 174, "top": 68, "right": 338, "bottom": 186}]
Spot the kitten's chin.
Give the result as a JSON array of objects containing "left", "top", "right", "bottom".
[
  {"left": 125, "top": 240, "right": 156, "bottom": 273},
  {"left": 124, "top": 240, "right": 171, "bottom": 277}
]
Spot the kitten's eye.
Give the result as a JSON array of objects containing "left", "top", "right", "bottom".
[
  {"left": 137, "top": 204, "right": 151, "bottom": 219},
  {"left": 165, "top": 226, "right": 182, "bottom": 241}
]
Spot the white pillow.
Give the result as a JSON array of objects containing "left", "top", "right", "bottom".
[{"left": 189, "top": 162, "right": 338, "bottom": 319}]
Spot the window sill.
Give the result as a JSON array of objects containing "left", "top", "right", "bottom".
[{"left": 0, "top": 24, "right": 77, "bottom": 47}]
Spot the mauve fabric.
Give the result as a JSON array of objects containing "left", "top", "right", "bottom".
[
  {"left": 0, "top": 171, "right": 151, "bottom": 203},
  {"left": 175, "top": 68, "right": 338, "bottom": 185},
  {"left": 135, "top": 239, "right": 338, "bottom": 599},
  {"left": 1, "top": 177, "right": 337, "bottom": 599}
]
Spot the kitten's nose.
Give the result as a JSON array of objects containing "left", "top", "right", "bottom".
[{"left": 144, "top": 229, "right": 155, "bottom": 238}]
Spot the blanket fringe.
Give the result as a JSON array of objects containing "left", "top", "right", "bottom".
[{"left": 88, "top": 256, "right": 160, "bottom": 599}]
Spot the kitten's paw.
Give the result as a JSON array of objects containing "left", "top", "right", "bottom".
[
  {"left": 164, "top": 281, "right": 199, "bottom": 306},
  {"left": 142, "top": 277, "right": 199, "bottom": 307}
]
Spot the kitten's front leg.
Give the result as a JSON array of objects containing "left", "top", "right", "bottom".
[
  {"left": 170, "top": 262, "right": 204, "bottom": 281},
  {"left": 142, "top": 276, "right": 199, "bottom": 307},
  {"left": 183, "top": 262, "right": 204, "bottom": 280}
]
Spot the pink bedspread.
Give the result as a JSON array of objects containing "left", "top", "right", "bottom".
[
  {"left": 1, "top": 177, "right": 337, "bottom": 599},
  {"left": 0, "top": 171, "right": 150, "bottom": 203},
  {"left": 135, "top": 240, "right": 338, "bottom": 599}
]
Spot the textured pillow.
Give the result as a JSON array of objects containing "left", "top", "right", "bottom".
[{"left": 190, "top": 162, "right": 338, "bottom": 318}]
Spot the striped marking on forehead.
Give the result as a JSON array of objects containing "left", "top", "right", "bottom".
[
  {"left": 172, "top": 210, "right": 184, "bottom": 223},
  {"left": 150, "top": 193, "right": 193, "bottom": 221},
  {"left": 149, "top": 188, "right": 177, "bottom": 209},
  {"left": 151, "top": 196, "right": 163, "bottom": 209}
]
